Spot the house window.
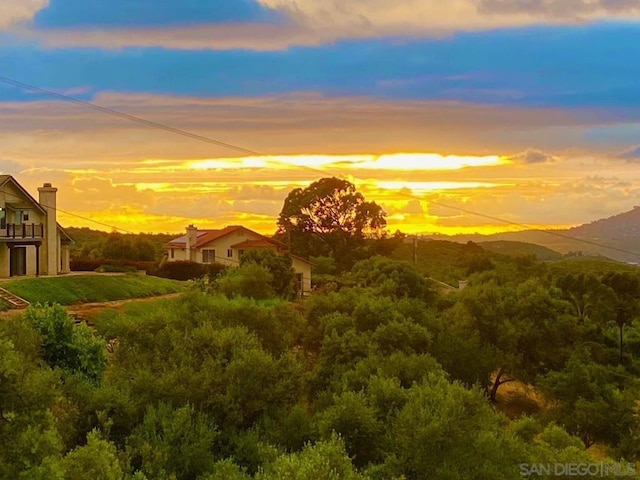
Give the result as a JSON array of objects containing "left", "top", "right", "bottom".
[
  {"left": 202, "top": 249, "right": 216, "bottom": 263},
  {"left": 23, "top": 213, "right": 29, "bottom": 222},
  {"left": 170, "top": 249, "right": 174, "bottom": 259},
  {"left": 239, "top": 249, "right": 244, "bottom": 258},
  {"left": 227, "top": 249, "right": 233, "bottom": 258}
]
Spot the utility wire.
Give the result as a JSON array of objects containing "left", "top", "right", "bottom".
[
  {"left": 3, "top": 75, "right": 640, "bottom": 258},
  {"left": 394, "top": 191, "right": 640, "bottom": 259},
  {"left": 0, "top": 76, "right": 263, "bottom": 157},
  {"left": 1, "top": 189, "right": 137, "bottom": 234}
]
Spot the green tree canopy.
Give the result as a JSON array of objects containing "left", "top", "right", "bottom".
[
  {"left": 24, "top": 304, "right": 106, "bottom": 384},
  {"left": 277, "top": 177, "right": 386, "bottom": 268},
  {"left": 240, "top": 249, "right": 296, "bottom": 298}
]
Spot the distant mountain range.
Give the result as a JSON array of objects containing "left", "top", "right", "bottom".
[{"left": 423, "top": 206, "right": 640, "bottom": 264}]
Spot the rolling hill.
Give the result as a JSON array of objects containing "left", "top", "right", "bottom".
[
  {"left": 477, "top": 241, "right": 563, "bottom": 261},
  {"left": 424, "top": 206, "right": 640, "bottom": 264}
]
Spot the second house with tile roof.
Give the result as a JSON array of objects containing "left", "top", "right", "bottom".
[{"left": 164, "top": 225, "right": 312, "bottom": 295}]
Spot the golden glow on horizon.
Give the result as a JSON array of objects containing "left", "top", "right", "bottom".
[
  {"left": 50, "top": 150, "right": 577, "bottom": 237},
  {"left": 375, "top": 181, "right": 510, "bottom": 192},
  {"left": 179, "top": 153, "right": 508, "bottom": 173},
  {"left": 130, "top": 180, "right": 312, "bottom": 193},
  {"left": 58, "top": 208, "right": 574, "bottom": 237}
]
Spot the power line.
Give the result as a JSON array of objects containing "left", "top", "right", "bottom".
[
  {"left": 3, "top": 75, "right": 640, "bottom": 259},
  {"left": 0, "top": 76, "right": 263, "bottom": 157},
  {"left": 395, "top": 191, "right": 640, "bottom": 259},
  {"left": 55, "top": 207, "right": 137, "bottom": 235},
  {"left": 1, "top": 189, "right": 137, "bottom": 234}
]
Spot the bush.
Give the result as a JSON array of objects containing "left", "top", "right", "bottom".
[
  {"left": 24, "top": 304, "right": 107, "bottom": 383},
  {"left": 217, "top": 264, "right": 275, "bottom": 300},
  {"left": 351, "top": 256, "right": 435, "bottom": 302},
  {"left": 71, "top": 257, "right": 157, "bottom": 272},
  {"left": 95, "top": 265, "right": 138, "bottom": 273},
  {"left": 150, "top": 261, "right": 228, "bottom": 281}
]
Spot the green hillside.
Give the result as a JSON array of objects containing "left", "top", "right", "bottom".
[
  {"left": 478, "top": 241, "right": 562, "bottom": 261},
  {"left": 546, "top": 256, "right": 639, "bottom": 275},
  {"left": 392, "top": 239, "right": 492, "bottom": 285},
  {"left": 2, "top": 274, "right": 186, "bottom": 306}
]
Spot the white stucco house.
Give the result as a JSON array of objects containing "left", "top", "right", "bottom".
[
  {"left": 0, "top": 176, "right": 73, "bottom": 277},
  {"left": 164, "top": 225, "right": 312, "bottom": 295}
]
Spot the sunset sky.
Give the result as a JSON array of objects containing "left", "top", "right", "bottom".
[{"left": 1, "top": 0, "right": 640, "bottom": 235}]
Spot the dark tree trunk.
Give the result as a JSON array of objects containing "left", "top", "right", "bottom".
[
  {"left": 490, "top": 368, "right": 504, "bottom": 402},
  {"left": 619, "top": 323, "right": 624, "bottom": 365},
  {"left": 490, "top": 367, "right": 516, "bottom": 402}
]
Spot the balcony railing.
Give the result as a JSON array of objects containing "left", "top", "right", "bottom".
[{"left": 1, "top": 223, "right": 45, "bottom": 239}]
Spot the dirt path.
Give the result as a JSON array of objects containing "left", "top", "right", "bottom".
[{"left": 0, "top": 293, "right": 183, "bottom": 319}]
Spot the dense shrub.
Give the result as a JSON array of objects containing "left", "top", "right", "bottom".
[
  {"left": 217, "top": 263, "right": 275, "bottom": 300},
  {"left": 95, "top": 265, "right": 138, "bottom": 273},
  {"left": 150, "top": 261, "right": 228, "bottom": 281},
  {"left": 24, "top": 304, "right": 106, "bottom": 383},
  {"left": 240, "top": 250, "right": 296, "bottom": 298},
  {"left": 71, "top": 257, "right": 157, "bottom": 272},
  {"left": 351, "top": 256, "right": 436, "bottom": 302}
]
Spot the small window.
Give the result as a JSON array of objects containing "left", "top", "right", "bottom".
[
  {"left": 239, "top": 249, "right": 244, "bottom": 258},
  {"left": 227, "top": 249, "right": 233, "bottom": 258},
  {"left": 23, "top": 213, "right": 29, "bottom": 221},
  {"left": 170, "top": 249, "right": 174, "bottom": 259},
  {"left": 202, "top": 249, "right": 216, "bottom": 263}
]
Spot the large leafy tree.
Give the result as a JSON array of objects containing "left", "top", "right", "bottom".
[
  {"left": 277, "top": 177, "right": 387, "bottom": 267},
  {"left": 458, "top": 278, "right": 576, "bottom": 401}
]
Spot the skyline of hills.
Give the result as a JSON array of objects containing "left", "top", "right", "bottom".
[{"left": 424, "top": 206, "right": 640, "bottom": 264}]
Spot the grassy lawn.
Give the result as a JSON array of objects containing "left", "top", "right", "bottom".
[{"left": 1, "top": 274, "right": 187, "bottom": 306}]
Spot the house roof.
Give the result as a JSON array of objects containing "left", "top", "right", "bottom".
[
  {"left": 0, "top": 175, "right": 47, "bottom": 216},
  {"left": 165, "top": 225, "right": 313, "bottom": 265},
  {"left": 166, "top": 225, "right": 288, "bottom": 250},
  {"left": 230, "top": 239, "right": 279, "bottom": 249},
  {"left": 0, "top": 175, "right": 74, "bottom": 243},
  {"left": 165, "top": 225, "right": 245, "bottom": 249}
]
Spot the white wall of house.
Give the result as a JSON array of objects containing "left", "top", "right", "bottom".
[
  {"left": 0, "top": 179, "right": 72, "bottom": 277},
  {"left": 0, "top": 183, "right": 46, "bottom": 226},
  {"left": 197, "top": 229, "right": 269, "bottom": 267},
  {"left": 0, "top": 246, "right": 8, "bottom": 277},
  {"left": 167, "top": 247, "right": 187, "bottom": 261},
  {"left": 166, "top": 227, "right": 313, "bottom": 294},
  {"left": 292, "top": 257, "right": 312, "bottom": 295},
  {"left": 26, "top": 246, "right": 38, "bottom": 276}
]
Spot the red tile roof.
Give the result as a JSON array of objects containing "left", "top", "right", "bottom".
[
  {"left": 165, "top": 225, "right": 244, "bottom": 248},
  {"left": 164, "top": 225, "right": 313, "bottom": 264},
  {"left": 230, "top": 239, "right": 279, "bottom": 249}
]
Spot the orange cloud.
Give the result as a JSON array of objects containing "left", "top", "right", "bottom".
[{"left": 3, "top": 93, "right": 640, "bottom": 235}]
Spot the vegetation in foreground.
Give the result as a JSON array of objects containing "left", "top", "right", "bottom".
[
  {"left": 1, "top": 250, "right": 640, "bottom": 479},
  {"left": 1, "top": 274, "right": 186, "bottom": 306},
  {"left": 3, "top": 178, "right": 638, "bottom": 478}
]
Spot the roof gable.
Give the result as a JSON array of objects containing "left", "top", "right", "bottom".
[
  {"left": 0, "top": 176, "right": 47, "bottom": 215},
  {"left": 165, "top": 225, "right": 286, "bottom": 250},
  {"left": 0, "top": 176, "right": 73, "bottom": 242}
]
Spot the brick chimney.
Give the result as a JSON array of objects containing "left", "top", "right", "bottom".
[
  {"left": 38, "top": 182, "right": 58, "bottom": 275},
  {"left": 186, "top": 224, "right": 197, "bottom": 262}
]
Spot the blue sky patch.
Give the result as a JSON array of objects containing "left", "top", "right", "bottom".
[
  {"left": 33, "top": 0, "right": 283, "bottom": 29},
  {"left": 1, "top": 23, "right": 639, "bottom": 110}
]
